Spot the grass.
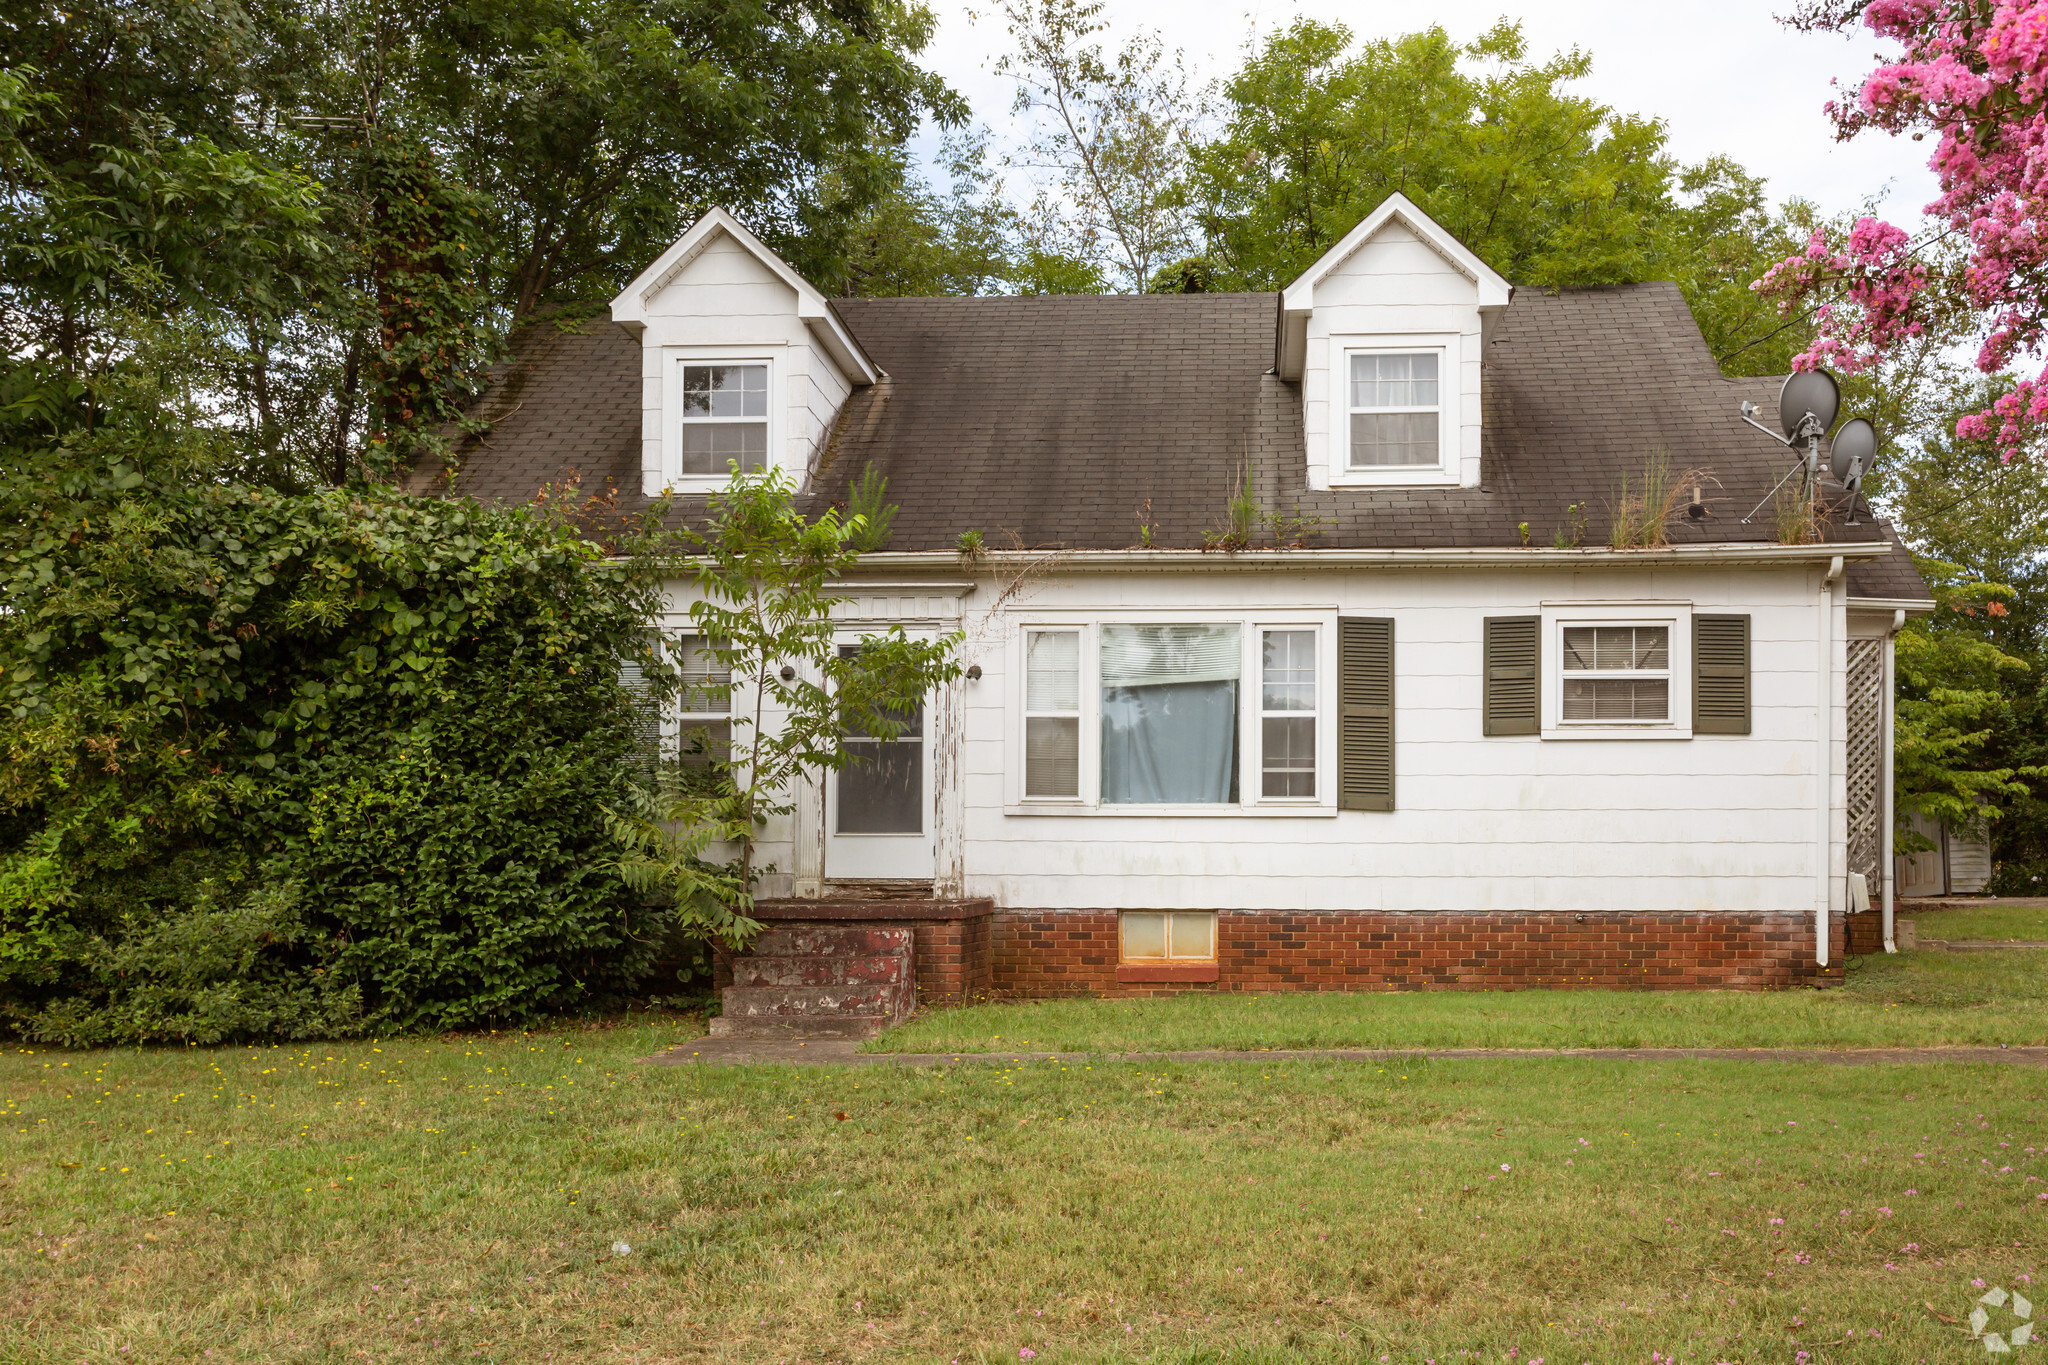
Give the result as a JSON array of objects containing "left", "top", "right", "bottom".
[
  {"left": 1907, "top": 900, "right": 2048, "bottom": 942},
  {"left": 3, "top": 1018, "right": 2044, "bottom": 1364},
  {"left": 867, "top": 949, "right": 2048, "bottom": 1055}
]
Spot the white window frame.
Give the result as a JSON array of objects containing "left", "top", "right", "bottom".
[
  {"left": 1005, "top": 611, "right": 1338, "bottom": 816},
  {"left": 672, "top": 631, "right": 733, "bottom": 763},
  {"left": 1021, "top": 627, "right": 1084, "bottom": 801},
  {"left": 1540, "top": 601, "right": 1693, "bottom": 741},
  {"left": 1329, "top": 333, "right": 1460, "bottom": 488},
  {"left": 1257, "top": 626, "right": 1321, "bottom": 803},
  {"left": 662, "top": 348, "right": 778, "bottom": 491}
]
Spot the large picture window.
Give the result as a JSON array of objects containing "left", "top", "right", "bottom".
[
  {"left": 1100, "top": 624, "right": 1241, "bottom": 804},
  {"left": 1011, "top": 619, "right": 1330, "bottom": 813}
]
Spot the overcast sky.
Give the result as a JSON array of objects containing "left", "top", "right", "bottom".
[{"left": 915, "top": 0, "right": 1936, "bottom": 227}]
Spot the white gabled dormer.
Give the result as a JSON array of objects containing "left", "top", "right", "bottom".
[
  {"left": 1278, "top": 193, "right": 1512, "bottom": 491},
  {"left": 610, "top": 207, "right": 878, "bottom": 498}
]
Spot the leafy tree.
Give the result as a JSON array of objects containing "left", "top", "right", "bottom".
[
  {"left": 830, "top": 140, "right": 1017, "bottom": 297},
  {"left": 0, "top": 431, "right": 678, "bottom": 1040},
  {"left": 994, "top": 0, "right": 1204, "bottom": 293},
  {"left": 3, "top": 0, "right": 968, "bottom": 488},
  {"left": 1760, "top": 0, "right": 2048, "bottom": 461},
  {"left": 1186, "top": 19, "right": 1672, "bottom": 292},
  {"left": 1879, "top": 372, "right": 2048, "bottom": 881},
  {"left": 609, "top": 470, "right": 961, "bottom": 949},
  {"left": 1663, "top": 158, "right": 1819, "bottom": 377}
]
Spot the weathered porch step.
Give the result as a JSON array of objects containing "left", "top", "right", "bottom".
[
  {"left": 720, "top": 984, "right": 901, "bottom": 1018},
  {"left": 747, "top": 925, "right": 915, "bottom": 958},
  {"left": 729, "top": 954, "right": 909, "bottom": 989},
  {"left": 705, "top": 1014, "right": 887, "bottom": 1040}
]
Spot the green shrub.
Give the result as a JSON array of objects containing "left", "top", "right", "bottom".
[
  {"left": 0, "top": 446, "right": 673, "bottom": 1041},
  {"left": 25, "top": 882, "right": 365, "bottom": 1048}
]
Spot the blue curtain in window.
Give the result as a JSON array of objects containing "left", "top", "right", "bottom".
[
  {"left": 1098, "top": 624, "right": 1241, "bottom": 804},
  {"left": 1100, "top": 680, "right": 1239, "bottom": 803}
]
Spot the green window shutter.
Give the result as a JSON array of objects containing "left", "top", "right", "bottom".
[
  {"left": 1338, "top": 617, "right": 1395, "bottom": 812},
  {"left": 1694, "top": 614, "right": 1751, "bottom": 734},
  {"left": 1483, "top": 616, "right": 1540, "bottom": 736}
]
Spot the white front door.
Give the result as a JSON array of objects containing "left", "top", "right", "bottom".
[{"left": 825, "top": 641, "right": 936, "bottom": 884}]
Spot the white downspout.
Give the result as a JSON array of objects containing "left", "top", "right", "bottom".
[
  {"left": 1882, "top": 608, "right": 1905, "bottom": 952},
  {"left": 1817, "top": 556, "right": 1845, "bottom": 967}
]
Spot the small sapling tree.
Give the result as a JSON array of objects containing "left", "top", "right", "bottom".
[{"left": 607, "top": 469, "right": 961, "bottom": 949}]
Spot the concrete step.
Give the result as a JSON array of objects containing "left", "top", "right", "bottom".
[
  {"left": 705, "top": 1014, "right": 887, "bottom": 1040},
  {"left": 729, "top": 953, "right": 909, "bottom": 989},
  {"left": 720, "top": 984, "right": 904, "bottom": 1019},
  {"left": 748, "top": 925, "right": 914, "bottom": 958}
]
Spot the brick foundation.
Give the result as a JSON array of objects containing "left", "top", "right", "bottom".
[
  {"left": 736, "top": 899, "right": 994, "bottom": 1006},
  {"left": 991, "top": 909, "right": 1848, "bottom": 995},
  {"left": 1844, "top": 910, "right": 1888, "bottom": 956}
]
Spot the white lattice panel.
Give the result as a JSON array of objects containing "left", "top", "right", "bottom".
[{"left": 1845, "top": 637, "right": 1885, "bottom": 884}]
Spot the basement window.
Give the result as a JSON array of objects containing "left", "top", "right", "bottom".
[{"left": 1120, "top": 912, "right": 1216, "bottom": 963}]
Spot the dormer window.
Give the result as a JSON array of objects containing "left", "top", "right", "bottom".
[
  {"left": 1330, "top": 338, "right": 1458, "bottom": 484},
  {"left": 680, "top": 363, "right": 768, "bottom": 475},
  {"left": 1348, "top": 352, "right": 1439, "bottom": 468}
]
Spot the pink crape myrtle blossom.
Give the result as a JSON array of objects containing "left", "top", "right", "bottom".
[{"left": 1764, "top": 0, "right": 2048, "bottom": 460}]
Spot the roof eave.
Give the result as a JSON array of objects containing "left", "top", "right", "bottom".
[
  {"left": 730, "top": 543, "right": 1896, "bottom": 574},
  {"left": 607, "top": 207, "right": 880, "bottom": 385}
]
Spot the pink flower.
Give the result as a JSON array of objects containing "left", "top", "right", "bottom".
[{"left": 1019, "top": 1350, "right": 1037, "bottom": 1361}]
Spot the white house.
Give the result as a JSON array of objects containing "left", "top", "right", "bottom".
[{"left": 425, "top": 197, "right": 1934, "bottom": 1011}]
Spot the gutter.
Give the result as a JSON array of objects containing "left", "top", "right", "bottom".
[
  {"left": 832, "top": 543, "right": 1891, "bottom": 575},
  {"left": 1817, "top": 555, "right": 1845, "bottom": 968}
]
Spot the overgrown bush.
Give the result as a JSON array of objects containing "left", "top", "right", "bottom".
[{"left": 0, "top": 445, "right": 673, "bottom": 1042}]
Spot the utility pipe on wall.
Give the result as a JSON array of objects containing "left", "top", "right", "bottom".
[
  {"left": 1817, "top": 555, "right": 1845, "bottom": 967},
  {"left": 1882, "top": 607, "right": 1905, "bottom": 952}
]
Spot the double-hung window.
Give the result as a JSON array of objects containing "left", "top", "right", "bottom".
[
  {"left": 675, "top": 634, "right": 733, "bottom": 764},
  {"left": 1024, "top": 630, "right": 1082, "bottom": 798},
  {"left": 678, "top": 362, "right": 768, "bottom": 476},
  {"left": 1014, "top": 619, "right": 1331, "bottom": 812},
  {"left": 1260, "top": 629, "right": 1316, "bottom": 797},
  {"left": 1347, "top": 350, "right": 1440, "bottom": 469},
  {"left": 1560, "top": 625, "right": 1669, "bottom": 723}
]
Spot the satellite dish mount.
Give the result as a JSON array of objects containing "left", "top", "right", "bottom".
[{"left": 1736, "top": 369, "right": 1880, "bottom": 525}]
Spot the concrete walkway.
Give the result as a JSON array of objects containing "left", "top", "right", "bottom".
[{"left": 649, "top": 1038, "right": 2048, "bottom": 1067}]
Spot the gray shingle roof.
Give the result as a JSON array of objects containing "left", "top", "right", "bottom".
[{"left": 422, "top": 281, "right": 1927, "bottom": 601}]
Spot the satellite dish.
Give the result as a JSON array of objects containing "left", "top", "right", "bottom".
[
  {"left": 1779, "top": 370, "right": 1841, "bottom": 440},
  {"left": 1832, "top": 417, "right": 1878, "bottom": 489}
]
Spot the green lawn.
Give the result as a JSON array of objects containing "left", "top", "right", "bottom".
[
  {"left": 4, "top": 1017, "right": 2045, "bottom": 1363},
  {"left": 868, "top": 948, "right": 2048, "bottom": 1055},
  {"left": 1908, "top": 900, "right": 2048, "bottom": 941}
]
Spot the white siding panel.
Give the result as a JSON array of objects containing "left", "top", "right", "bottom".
[
  {"left": 952, "top": 563, "right": 1833, "bottom": 915},
  {"left": 631, "top": 232, "right": 857, "bottom": 492},
  {"left": 660, "top": 562, "right": 1846, "bottom": 919}
]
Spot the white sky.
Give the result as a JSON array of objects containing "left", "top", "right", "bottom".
[{"left": 915, "top": 0, "right": 1938, "bottom": 226}]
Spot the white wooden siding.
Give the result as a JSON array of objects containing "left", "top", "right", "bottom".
[
  {"left": 675, "top": 562, "right": 1851, "bottom": 918},
  {"left": 632, "top": 233, "right": 855, "bottom": 495},
  {"left": 1302, "top": 221, "right": 1485, "bottom": 491}
]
